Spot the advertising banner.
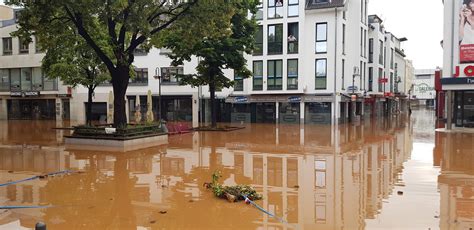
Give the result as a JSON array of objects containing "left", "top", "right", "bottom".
[{"left": 460, "top": 0, "right": 474, "bottom": 63}]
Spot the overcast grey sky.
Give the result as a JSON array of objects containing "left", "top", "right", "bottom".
[
  {"left": 369, "top": 0, "right": 444, "bottom": 70},
  {"left": 1, "top": 0, "right": 443, "bottom": 69}
]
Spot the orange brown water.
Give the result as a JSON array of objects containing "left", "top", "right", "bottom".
[{"left": 0, "top": 109, "right": 472, "bottom": 230}]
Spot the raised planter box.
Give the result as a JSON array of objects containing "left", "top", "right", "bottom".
[{"left": 65, "top": 124, "right": 168, "bottom": 152}]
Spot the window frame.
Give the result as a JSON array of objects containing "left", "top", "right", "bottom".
[
  {"left": 267, "top": 0, "right": 283, "bottom": 19},
  {"left": 287, "top": 22, "right": 299, "bottom": 54},
  {"left": 2, "top": 37, "right": 12, "bottom": 55},
  {"left": 315, "top": 58, "right": 327, "bottom": 90},
  {"left": 161, "top": 67, "right": 183, "bottom": 85},
  {"left": 268, "top": 24, "right": 283, "bottom": 55},
  {"left": 254, "top": 25, "right": 263, "bottom": 56},
  {"left": 287, "top": 59, "right": 298, "bottom": 90},
  {"left": 315, "top": 23, "right": 328, "bottom": 54},
  {"left": 288, "top": 0, "right": 298, "bottom": 17},
  {"left": 19, "top": 37, "right": 29, "bottom": 54},
  {"left": 267, "top": 59, "right": 283, "bottom": 90},
  {"left": 253, "top": 61, "right": 264, "bottom": 91}
]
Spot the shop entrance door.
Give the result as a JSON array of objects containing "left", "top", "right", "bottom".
[{"left": 463, "top": 91, "right": 474, "bottom": 127}]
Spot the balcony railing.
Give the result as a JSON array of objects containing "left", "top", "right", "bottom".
[{"left": 288, "top": 41, "right": 298, "bottom": 54}]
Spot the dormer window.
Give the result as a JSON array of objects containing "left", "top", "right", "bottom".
[{"left": 313, "top": 0, "right": 329, "bottom": 4}]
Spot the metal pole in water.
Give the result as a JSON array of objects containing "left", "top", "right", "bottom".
[{"left": 35, "top": 222, "right": 46, "bottom": 230}]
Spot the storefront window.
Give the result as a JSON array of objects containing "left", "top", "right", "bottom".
[
  {"left": 305, "top": 102, "right": 331, "bottom": 124},
  {"left": 7, "top": 99, "right": 56, "bottom": 120},
  {"left": 256, "top": 103, "right": 276, "bottom": 123},
  {"left": 231, "top": 104, "right": 251, "bottom": 123},
  {"left": 279, "top": 102, "right": 300, "bottom": 124}
]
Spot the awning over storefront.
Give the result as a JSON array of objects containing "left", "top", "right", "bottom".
[{"left": 225, "top": 94, "right": 334, "bottom": 104}]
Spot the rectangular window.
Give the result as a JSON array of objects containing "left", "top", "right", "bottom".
[
  {"left": 21, "top": 68, "right": 32, "bottom": 91},
  {"left": 390, "top": 72, "right": 394, "bottom": 92},
  {"left": 364, "top": 30, "right": 367, "bottom": 57},
  {"left": 43, "top": 75, "right": 58, "bottom": 91},
  {"left": 360, "top": 27, "right": 363, "bottom": 57},
  {"left": 316, "top": 23, "right": 327, "bottom": 53},
  {"left": 267, "top": 60, "right": 282, "bottom": 90},
  {"left": 268, "top": 0, "right": 283, "bottom": 19},
  {"left": 32, "top": 68, "right": 43, "bottom": 91},
  {"left": 268, "top": 24, "right": 283, "bottom": 54},
  {"left": 315, "top": 160, "right": 326, "bottom": 188},
  {"left": 287, "top": 59, "right": 298, "bottom": 90},
  {"left": 288, "top": 22, "right": 298, "bottom": 54},
  {"left": 254, "top": 25, "right": 263, "bottom": 55},
  {"left": 256, "top": 0, "right": 263, "bottom": 20},
  {"left": 368, "top": 67, "right": 373, "bottom": 91},
  {"left": 379, "top": 40, "right": 384, "bottom": 65},
  {"left": 35, "top": 36, "right": 43, "bottom": 53},
  {"left": 19, "top": 37, "right": 29, "bottom": 54},
  {"left": 161, "top": 67, "right": 183, "bottom": 84},
  {"left": 10, "top": 69, "right": 20, "bottom": 91},
  {"left": 315, "top": 59, "right": 327, "bottom": 90},
  {"left": 378, "top": 68, "right": 383, "bottom": 92},
  {"left": 363, "top": 62, "right": 366, "bottom": 91},
  {"left": 2, "top": 38, "right": 12, "bottom": 55},
  {"left": 390, "top": 48, "right": 394, "bottom": 69},
  {"left": 342, "top": 59, "right": 345, "bottom": 90},
  {"left": 0, "top": 69, "right": 9, "bottom": 91},
  {"left": 369, "top": 38, "right": 373, "bottom": 63},
  {"left": 234, "top": 72, "right": 243, "bottom": 91},
  {"left": 130, "top": 68, "right": 148, "bottom": 85},
  {"left": 342, "top": 24, "right": 346, "bottom": 54},
  {"left": 253, "top": 61, "right": 263, "bottom": 90},
  {"left": 360, "top": 0, "right": 363, "bottom": 22},
  {"left": 288, "top": 0, "right": 298, "bottom": 17}
]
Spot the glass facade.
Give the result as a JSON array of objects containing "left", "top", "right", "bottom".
[
  {"left": 305, "top": 102, "right": 331, "bottom": 124},
  {"left": 0, "top": 68, "right": 57, "bottom": 92},
  {"left": 7, "top": 99, "right": 56, "bottom": 120},
  {"left": 279, "top": 102, "right": 300, "bottom": 124},
  {"left": 454, "top": 91, "right": 474, "bottom": 127}
]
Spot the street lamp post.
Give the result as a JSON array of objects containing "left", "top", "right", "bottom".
[
  {"left": 351, "top": 67, "right": 360, "bottom": 123},
  {"left": 154, "top": 67, "right": 162, "bottom": 122}
]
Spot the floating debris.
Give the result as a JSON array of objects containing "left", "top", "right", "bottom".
[
  {"left": 159, "top": 210, "right": 167, "bottom": 214},
  {"left": 397, "top": 191, "right": 403, "bottom": 195},
  {"left": 150, "top": 220, "right": 157, "bottom": 224},
  {"left": 205, "top": 171, "right": 262, "bottom": 202}
]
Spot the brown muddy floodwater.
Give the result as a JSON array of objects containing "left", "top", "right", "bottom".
[{"left": 0, "top": 109, "right": 472, "bottom": 230}]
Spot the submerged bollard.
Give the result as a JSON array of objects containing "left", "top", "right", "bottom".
[{"left": 35, "top": 222, "right": 46, "bottom": 230}]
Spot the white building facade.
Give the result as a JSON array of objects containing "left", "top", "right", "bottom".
[
  {"left": 0, "top": 1, "right": 414, "bottom": 125},
  {"left": 442, "top": 0, "right": 474, "bottom": 128},
  {"left": 413, "top": 69, "right": 436, "bottom": 107}
]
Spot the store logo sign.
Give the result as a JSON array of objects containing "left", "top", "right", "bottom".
[
  {"left": 234, "top": 96, "right": 248, "bottom": 103},
  {"left": 288, "top": 96, "right": 301, "bottom": 102}
]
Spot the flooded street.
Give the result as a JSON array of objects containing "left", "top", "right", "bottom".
[{"left": 0, "top": 109, "right": 472, "bottom": 230}]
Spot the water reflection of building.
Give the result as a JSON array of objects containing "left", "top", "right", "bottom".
[
  {"left": 0, "top": 118, "right": 414, "bottom": 229},
  {"left": 437, "top": 132, "right": 474, "bottom": 229}
]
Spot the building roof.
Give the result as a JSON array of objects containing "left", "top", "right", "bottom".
[{"left": 306, "top": 0, "right": 345, "bottom": 10}]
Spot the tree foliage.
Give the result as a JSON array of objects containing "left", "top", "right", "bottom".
[
  {"left": 157, "top": 0, "right": 258, "bottom": 127},
  {"left": 6, "top": 0, "right": 197, "bottom": 127}
]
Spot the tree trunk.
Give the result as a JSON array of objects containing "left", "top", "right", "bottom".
[
  {"left": 111, "top": 65, "right": 130, "bottom": 128},
  {"left": 86, "top": 86, "right": 93, "bottom": 126},
  {"left": 209, "top": 76, "right": 217, "bottom": 128}
]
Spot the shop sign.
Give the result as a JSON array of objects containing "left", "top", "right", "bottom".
[
  {"left": 379, "top": 78, "right": 388, "bottom": 83},
  {"left": 234, "top": 96, "right": 248, "bottom": 103},
  {"left": 288, "top": 96, "right": 301, "bottom": 102},
  {"left": 454, "top": 65, "right": 474, "bottom": 77},
  {"left": 58, "top": 94, "right": 72, "bottom": 98},
  {"left": 441, "top": 77, "right": 474, "bottom": 85},
  {"left": 347, "top": 86, "right": 358, "bottom": 92},
  {"left": 10, "top": 91, "right": 40, "bottom": 97}
]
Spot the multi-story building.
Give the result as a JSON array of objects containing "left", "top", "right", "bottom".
[
  {"left": 0, "top": 7, "right": 70, "bottom": 121},
  {"left": 442, "top": 0, "right": 474, "bottom": 128},
  {"left": 0, "top": 2, "right": 414, "bottom": 125},
  {"left": 413, "top": 69, "right": 436, "bottom": 107},
  {"left": 367, "top": 15, "right": 412, "bottom": 117}
]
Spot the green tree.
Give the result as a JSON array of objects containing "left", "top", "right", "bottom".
[
  {"left": 7, "top": 0, "right": 196, "bottom": 127},
  {"left": 158, "top": 0, "right": 258, "bottom": 128},
  {"left": 42, "top": 32, "right": 110, "bottom": 126}
]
